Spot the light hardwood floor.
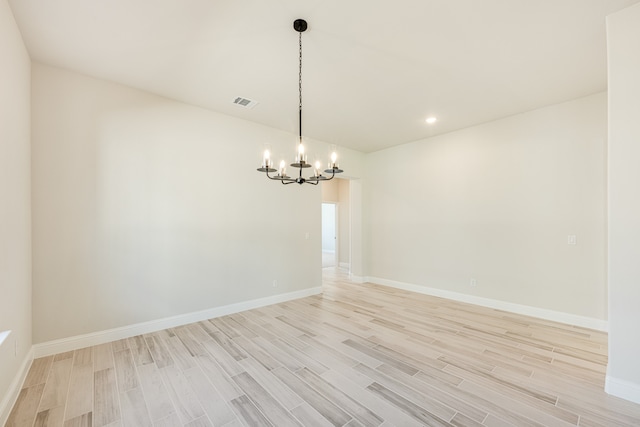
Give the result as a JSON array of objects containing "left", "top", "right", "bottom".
[{"left": 6, "top": 269, "right": 640, "bottom": 426}]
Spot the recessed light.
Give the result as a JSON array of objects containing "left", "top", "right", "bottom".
[{"left": 425, "top": 117, "right": 437, "bottom": 124}]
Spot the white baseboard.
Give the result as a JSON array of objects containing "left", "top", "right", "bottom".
[
  {"left": 606, "top": 375, "right": 640, "bottom": 404},
  {"left": 366, "top": 276, "right": 608, "bottom": 332},
  {"left": 350, "top": 275, "right": 366, "bottom": 284},
  {"left": 339, "top": 262, "right": 351, "bottom": 270},
  {"left": 33, "top": 286, "right": 321, "bottom": 358},
  {"left": 0, "top": 347, "right": 34, "bottom": 426}
]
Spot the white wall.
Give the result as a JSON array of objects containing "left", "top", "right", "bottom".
[
  {"left": 30, "top": 64, "right": 368, "bottom": 344},
  {"left": 350, "top": 179, "right": 364, "bottom": 279},
  {"left": 338, "top": 179, "right": 350, "bottom": 266},
  {"left": 0, "top": 0, "right": 32, "bottom": 416},
  {"left": 366, "top": 93, "right": 607, "bottom": 322},
  {"left": 606, "top": 2, "right": 640, "bottom": 404}
]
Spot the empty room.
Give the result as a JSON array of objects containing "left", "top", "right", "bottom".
[{"left": 2, "top": 0, "right": 640, "bottom": 426}]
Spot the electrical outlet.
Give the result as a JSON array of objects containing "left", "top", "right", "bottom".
[
  {"left": 470, "top": 278, "right": 477, "bottom": 287},
  {"left": 272, "top": 280, "right": 278, "bottom": 287},
  {"left": 568, "top": 235, "right": 577, "bottom": 245}
]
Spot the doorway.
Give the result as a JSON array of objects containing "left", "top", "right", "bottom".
[
  {"left": 321, "top": 203, "right": 337, "bottom": 268},
  {"left": 321, "top": 177, "right": 357, "bottom": 276}
]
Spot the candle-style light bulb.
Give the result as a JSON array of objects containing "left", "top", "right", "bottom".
[
  {"left": 297, "top": 143, "right": 305, "bottom": 163},
  {"left": 330, "top": 151, "right": 337, "bottom": 168},
  {"left": 314, "top": 160, "right": 321, "bottom": 177},
  {"left": 279, "top": 159, "right": 286, "bottom": 176},
  {"left": 263, "top": 149, "right": 271, "bottom": 168}
]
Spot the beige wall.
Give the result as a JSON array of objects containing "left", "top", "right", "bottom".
[
  {"left": 321, "top": 178, "right": 339, "bottom": 202},
  {"left": 0, "top": 0, "right": 31, "bottom": 413},
  {"left": 366, "top": 93, "right": 607, "bottom": 321},
  {"left": 30, "top": 64, "right": 366, "bottom": 343},
  {"left": 606, "top": 2, "right": 640, "bottom": 403}
]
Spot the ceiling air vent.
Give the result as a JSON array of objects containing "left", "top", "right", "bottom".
[{"left": 233, "top": 97, "right": 258, "bottom": 109}]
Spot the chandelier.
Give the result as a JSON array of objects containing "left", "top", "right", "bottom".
[{"left": 257, "top": 19, "right": 343, "bottom": 185}]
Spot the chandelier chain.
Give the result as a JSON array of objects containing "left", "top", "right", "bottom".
[{"left": 299, "top": 31, "right": 302, "bottom": 111}]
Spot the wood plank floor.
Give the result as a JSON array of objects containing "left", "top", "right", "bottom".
[{"left": 7, "top": 269, "right": 640, "bottom": 426}]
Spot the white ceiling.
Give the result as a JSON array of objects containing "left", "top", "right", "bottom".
[{"left": 8, "top": 0, "right": 639, "bottom": 153}]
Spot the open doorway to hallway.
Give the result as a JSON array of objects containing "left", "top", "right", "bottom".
[
  {"left": 322, "top": 203, "right": 337, "bottom": 268},
  {"left": 321, "top": 178, "right": 350, "bottom": 273}
]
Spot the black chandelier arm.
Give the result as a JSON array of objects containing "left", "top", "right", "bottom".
[
  {"left": 264, "top": 170, "right": 282, "bottom": 181},
  {"left": 264, "top": 169, "right": 295, "bottom": 184},
  {"left": 319, "top": 167, "right": 341, "bottom": 181},
  {"left": 261, "top": 169, "right": 339, "bottom": 185},
  {"left": 311, "top": 174, "right": 334, "bottom": 182}
]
